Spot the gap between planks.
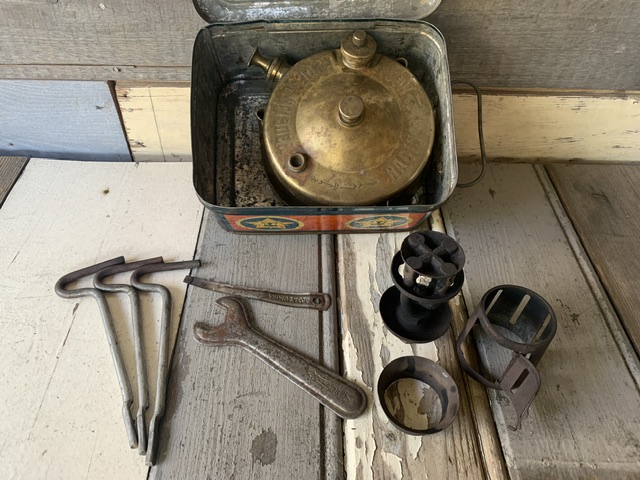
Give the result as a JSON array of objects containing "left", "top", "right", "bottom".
[
  {"left": 116, "top": 86, "right": 192, "bottom": 162},
  {"left": 336, "top": 213, "right": 507, "bottom": 479},
  {"left": 441, "top": 163, "right": 640, "bottom": 479},
  {"left": 149, "top": 215, "right": 341, "bottom": 479},
  {"left": 0, "top": 156, "right": 28, "bottom": 208},
  {"left": 0, "top": 159, "right": 203, "bottom": 480},
  {"left": 431, "top": 211, "right": 509, "bottom": 480},
  {"left": 545, "top": 164, "right": 640, "bottom": 357},
  {"left": 535, "top": 165, "right": 640, "bottom": 380}
]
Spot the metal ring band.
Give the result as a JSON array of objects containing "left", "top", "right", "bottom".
[{"left": 377, "top": 356, "right": 459, "bottom": 435}]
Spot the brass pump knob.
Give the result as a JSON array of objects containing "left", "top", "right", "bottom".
[
  {"left": 340, "top": 30, "right": 377, "bottom": 69},
  {"left": 338, "top": 95, "right": 365, "bottom": 127}
]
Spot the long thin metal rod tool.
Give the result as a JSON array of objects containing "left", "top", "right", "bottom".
[
  {"left": 94, "top": 256, "right": 164, "bottom": 455},
  {"left": 131, "top": 259, "right": 201, "bottom": 466},
  {"left": 184, "top": 275, "right": 331, "bottom": 311},
  {"left": 54, "top": 256, "right": 138, "bottom": 449}
]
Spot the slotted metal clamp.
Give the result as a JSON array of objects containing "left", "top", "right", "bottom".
[{"left": 456, "top": 285, "right": 557, "bottom": 430}]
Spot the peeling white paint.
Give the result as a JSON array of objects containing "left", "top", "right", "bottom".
[
  {"left": 340, "top": 229, "right": 442, "bottom": 478},
  {"left": 381, "top": 450, "right": 404, "bottom": 478}
]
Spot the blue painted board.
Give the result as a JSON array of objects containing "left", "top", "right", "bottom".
[{"left": 0, "top": 81, "right": 131, "bottom": 162}]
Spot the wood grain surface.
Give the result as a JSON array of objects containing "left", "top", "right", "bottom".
[
  {"left": 547, "top": 164, "right": 640, "bottom": 355},
  {"left": 117, "top": 85, "right": 640, "bottom": 164},
  {"left": 442, "top": 164, "right": 640, "bottom": 479},
  {"left": 336, "top": 229, "right": 497, "bottom": 479},
  {"left": 2, "top": 0, "right": 639, "bottom": 89},
  {"left": 453, "top": 93, "right": 640, "bottom": 163},
  {"left": 432, "top": 211, "right": 509, "bottom": 480},
  {"left": 150, "top": 214, "right": 342, "bottom": 479},
  {"left": 0, "top": 81, "right": 131, "bottom": 161},
  {"left": 116, "top": 86, "right": 191, "bottom": 162},
  {"left": 429, "top": 0, "right": 640, "bottom": 90},
  {"left": 0, "top": 156, "right": 27, "bottom": 207},
  {"left": 0, "top": 0, "right": 204, "bottom": 82},
  {"left": 0, "top": 159, "right": 203, "bottom": 480}
]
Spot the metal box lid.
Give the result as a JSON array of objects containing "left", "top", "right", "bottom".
[{"left": 193, "top": 0, "right": 442, "bottom": 23}]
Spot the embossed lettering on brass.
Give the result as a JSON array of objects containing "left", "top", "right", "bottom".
[{"left": 249, "top": 31, "right": 436, "bottom": 206}]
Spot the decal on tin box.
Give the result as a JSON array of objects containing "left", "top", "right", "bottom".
[
  {"left": 346, "top": 215, "right": 411, "bottom": 229},
  {"left": 235, "top": 216, "right": 304, "bottom": 231}
]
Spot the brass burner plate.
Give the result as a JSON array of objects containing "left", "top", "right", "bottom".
[{"left": 262, "top": 49, "right": 436, "bottom": 206}]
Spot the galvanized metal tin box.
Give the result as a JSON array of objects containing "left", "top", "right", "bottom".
[{"left": 191, "top": 2, "right": 457, "bottom": 233}]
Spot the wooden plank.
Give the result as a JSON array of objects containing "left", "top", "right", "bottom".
[
  {"left": 336, "top": 226, "right": 500, "bottom": 478},
  {"left": 0, "top": 81, "right": 131, "bottom": 161},
  {"left": 447, "top": 294, "right": 509, "bottom": 480},
  {"left": 117, "top": 86, "right": 191, "bottom": 162},
  {"left": 431, "top": 211, "right": 509, "bottom": 480},
  {"left": 151, "top": 217, "right": 341, "bottom": 478},
  {"left": 454, "top": 93, "right": 640, "bottom": 163},
  {"left": 1, "top": 0, "right": 640, "bottom": 89},
  {"left": 429, "top": 0, "right": 640, "bottom": 90},
  {"left": 0, "top": 0, "right": 204, "bottom": 81},
  {"left": 547, "top": 164, "right": 640, "bottom": 354},
  {"left": 441, "top": 164, "right": 640, "bottom": 479},
  {"left": 0, "top": 65, "right": 192, "bottom": 83},
  {"left": 118, "top": 85, "right": 640, "bottom": 163},
  {"left": 0, "top": 159, "right": 203, "bottom": 479},
  {"left": 0, "top": 156, "right": 28, "bottom": 208}
]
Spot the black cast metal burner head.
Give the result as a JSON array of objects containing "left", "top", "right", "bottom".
[{"left": 380, "top": 231, "right": 465, "bottom": 343}]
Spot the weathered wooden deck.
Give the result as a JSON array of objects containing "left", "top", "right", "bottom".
[{"left": 1, "top": 158, "right": 639, "bottom": 479}]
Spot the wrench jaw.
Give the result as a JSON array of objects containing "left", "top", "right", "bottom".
[
  {"left": 193, "top": 322, "right": 232, "bottom": 345},
  {"left": 215, "top": 295, "right": 251, "bottom": 325},
  {"left": 193, "top": 322, "right": 247, "bottom": 347},
  {"left": 193, "top": 296, "right": 255, "bottom": 346}
]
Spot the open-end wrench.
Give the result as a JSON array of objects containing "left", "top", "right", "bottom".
[
  {"left": 93, "top": 256, "right": 164, "bottom": 455},
  {"left": 131, "top": 259, "right": 201, "bottom": 466},
  {"left": 55, "top": 256, "right": 138, "bottom": 449},
  {"left": 193, "top": 296, "right": 368, "bottom": 419},
  {"left": 184, "top": 275, "right": 331, "bottom": 311}
]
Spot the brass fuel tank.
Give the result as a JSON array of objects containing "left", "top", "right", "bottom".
[{"left": 249, "top": 30, "right": 436, "bottom": 206}]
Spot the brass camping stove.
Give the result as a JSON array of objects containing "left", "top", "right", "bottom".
[{"left": 249, "top": 30, "right": 436, "bottom": 206}]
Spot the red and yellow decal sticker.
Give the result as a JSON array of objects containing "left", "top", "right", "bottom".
[
  {"left": 345, "top": 215, "right": 411, "bottom": 230},
  {"left": 225, "top": 213, "right": 425, "bottom": 232},
  {"left": 234, "top": 216, "right": 304, "bottom": 231}
]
